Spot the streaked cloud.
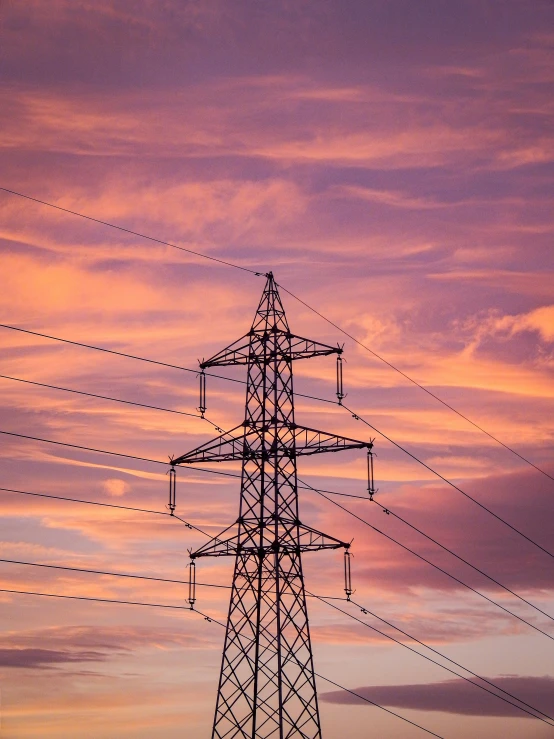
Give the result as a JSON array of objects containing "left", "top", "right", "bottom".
[{"left": 320, "top": 675, "right": 554, "bottom": 718}]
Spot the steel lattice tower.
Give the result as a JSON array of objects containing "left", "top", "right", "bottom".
[{"left": 172, "top": 273, "right": 370, "bottom": 739}]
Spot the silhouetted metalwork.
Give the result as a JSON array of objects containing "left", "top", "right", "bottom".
[
  {"left": 188, "top": 560, "right": 196, "bottom": 610},
  {"left": 198, "top": 370, "right": 207, "bottom": 418},
  {"left": 344, "top": 550, "right": 354, "bottom": 602},
  {"left": 367, "top": 447, "right": 376, "bottom": 500},
  {"left": 171, "top": 273, "right": 371, "bottom": 738},
  {"left": 336, "top": 354, "right": 345, "bottom": 405},
  {"left": 167, "top": 465, "right": 176, "bottom": 516}
]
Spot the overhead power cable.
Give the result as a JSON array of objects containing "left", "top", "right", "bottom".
[
  {"left": 0, "top": 428, "right": 242, "bottom": 480},
  {"left": 3, "top": 328, "right": 551, "bottom": 560},
  {"left": 0, "top": 484, "right": 173, "bottom": 516},
  {"left": 313, "top": 673, "right": 446, "bottom": 739},
  {"left": 0, "top": 186, "right": 262, "bottom": 276},
  {"left": 12, "top": 370, "right": 547, "bottom": 615},
  {"left": 0, "top": 585, "right": 444, "bottom": 739},
  {"left": 0, "top": 557, "right": 338, "bottom": 602},
  {"left": 0, "top": 436, "right": 358, "bottom": 502},
  {"left": 1, "top": 183, "right": 550, "bottom": 487},
  {"left": 3, "top": 426, "right": 552, "bottom": 629},
  {"left": 0, "top": 585, "right": 223, "bottom": 614},
  {"left": 2, "top": 365, "right": 549, "bottom": 558},
  {"left": 298, "top": 477, "right": 554, "bottom": 642},
  {"left": 310, "top": 593, "right": 554, "bottom": 726},
  {"left": 0, "top": 373, "right": 223, "bottom": 428},
  {"left": 3, "top": 363, "right": 550, "bottom": 561},
  {"left": 0, "top": 485, "right": 222, "bottom": 542},
  {"left": 6, "top": 472, "right": 551, "bottom": 645},
  {"left": 3, "top": 551, "right": 546, "bottom": 725},
  {"left": 4, "top": 425, "right": 551, "bottom": 632},
  {"left": 0, "top": 329, "right": 334, "bottom": 407},
  {"left": 6, "top": 494, "right": 547, "bottom": 724},
  {"left": 366, "top": 498, "right": 553, "bottom": 622},
  {"left": 302, "top": 483, "right": 552, "bottom": 623},
  {"left": 0, "top": 324, "right": 245, "bottom": 386},
  {"left": 3, "top": 483, "right": 548, "bottom": 727},
  {"left": 342, "top": 403, "right": 554, "bottom": 561},
  {"left": 5, "top": 481, "right": 550, "bottom": 663},
  {"left": 3, "top": 325, "right": 552, "bottom": 556},
  {"left": 277, "top": 283, "right": 554, "bottom": 485},
  {"left": 0, "top": 557, "right": 231, "bottom": 590}
]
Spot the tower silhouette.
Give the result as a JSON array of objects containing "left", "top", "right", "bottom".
[{"left": 172, "top": 273, "right": 370, "bottom": 738}]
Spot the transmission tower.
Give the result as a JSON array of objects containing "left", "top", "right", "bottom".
[{"left": 170, "top": 273, "right": 373, "bottom": 739}]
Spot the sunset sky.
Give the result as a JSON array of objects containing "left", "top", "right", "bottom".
[{"left": 1, "top": 1, "right": 553, "bottom": 737}]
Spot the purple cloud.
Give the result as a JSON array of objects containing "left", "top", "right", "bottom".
[
  {"left": 320, "top": 675, "right": 554, "bottom": 718},
  {"left": 0, "top": 648, "right": 107, "bottom": 669}
]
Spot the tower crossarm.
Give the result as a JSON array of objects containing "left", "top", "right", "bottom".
[
  {"left": 172, "top": 424, "right": 371, "bottom": 466},
  {"left": 191, "top": 520, "right": 349, "bottom": 559},
  {"left": 292, "top": 425, "right": 372, "bottom": 457},
  {"left": 171, "top": 424, "right": 253, "bottom": 466},
  {"left": 200, "top": 330, "right": 341, "bottom": 368}
]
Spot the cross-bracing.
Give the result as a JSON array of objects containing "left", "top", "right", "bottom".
[{"left": 171, "top": 273, "right": 372, "bottom": 739}]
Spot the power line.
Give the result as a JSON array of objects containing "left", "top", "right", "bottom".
[
  {"left": 6, "top": 472, "right": 551, "bottom": 643},
  {"left": 0, "top": 584, "right": 444, "bottom": 739},
  {"left": 342, "top": 403, "right": 554, "bottom": 561},
  {"left": 0, "top": 484, "right": 172, "bottom": 515},
  {"left": 4, "top": 426, "right": 551, "bottom": 634},
  {"left": 3, "top": 326, "right": 551, "bottom": 559},
  {"left": 0, "top": 557, "right": 231, "bottom": 590},
  {"left": 302, "top": 482, "right": 552, "bottom": 623},
  {"left": 0, "top": 428, "right": 242, "bottom": 481},
  {"left": 4, "top": 550, "right": 547, "bottom": 725},
  {"left": 0, "top": 324, "right": 245, "bottom": 386},
  {"left": 311, "top": 593, "right": 554, "bottom": 726},
  {"left": 299, "top": 476, "right": 554, "bottom": 642},
  {"left": 367, "top": 498, "right": 553, "bottom": 622},
  {"left": 1, "top": 184, "right": 550, "bottom": 485},
  {"left": 0, "top": 328, "right": 335, "bottom": 407},
  {"left": 0, "top": 585, "right": 220, "bottom": 613},
  {"left": 278, "top": 283, "right": 554, "bottom": 485},
  {"left": 0, "top": 485, "right": 224, "bottom": 542},
  {"left": 3, "top": 328, "right": 552, "bottom": 562},
  {"left": 5, "top": 480, "right": 550, "bottom": 647},
  {"left": 0, "top": 373, "right": 214, "bottom": 425},
  {"left": 299, "top": 483, "right": 554, "bottom": 621},
  {"left": 4, "top": 416, "right": 553, "bottom": 649},
  {"left": 306, "top": 479, "right": 553, "bottom": 623},
  {"left": 313, "top": 673, "right": 446, "bottom": 739},
  {"left": 4, "top": 485, "right": 549, "bottom": 726},
  {"left": 3, "top": 361, "right": 550, "bottom": 562},
  {"left": 0, "top": 435, "right": 361, "bottom": 502},
  {"left": 0, "top": 556, "right": 339, "bottom": 602},
  {"left": 347, "top": 594, "right": 554, "bottom": 725},
  {"left": 0, "top": 186, "right": 263, "bottom": 276},
  {"left": 3, "top": 426, "right": 551, "bottom": 630},
  {"left": 4, "top": 488, "right": 549, "bottom": 725}
]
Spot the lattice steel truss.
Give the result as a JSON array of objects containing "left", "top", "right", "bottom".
[{"left": 172, "top": 273, "right": 371, "bottom": 739}]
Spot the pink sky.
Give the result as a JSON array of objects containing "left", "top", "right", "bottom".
[{"left": 0, "top": 1, "right": 553, "bottom": 737}]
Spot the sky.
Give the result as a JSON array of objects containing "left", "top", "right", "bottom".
[{"left": 0, "top": 0, "right": 553, "bottom": 737}]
